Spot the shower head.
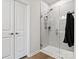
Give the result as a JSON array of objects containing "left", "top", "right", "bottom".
[
  {"left": 47, "top": 8, "right": 53, "bottom": 14},
  {"left": 41, "top": 8, "right": 53, "bottom": 18}
]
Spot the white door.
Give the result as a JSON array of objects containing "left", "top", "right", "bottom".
[
  {"left": 15, "top": 1, "right": 29, "bottom": 59},
  {"left": 2, "top": 0, "right": 14, "bottom": 59}
]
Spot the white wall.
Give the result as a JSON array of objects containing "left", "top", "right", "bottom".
[
  {"left": 18, "top": 0, "right": 40, "bottom": 55},
  {"left": 29, "top": 0, "right": 40, "bottom": 55}
]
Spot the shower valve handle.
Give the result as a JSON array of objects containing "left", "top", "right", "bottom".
[{"left": 56, "top": 29, "right": 58, "bottom": 35}]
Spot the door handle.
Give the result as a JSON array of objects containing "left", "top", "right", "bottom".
[
  {"left": 56, "top": 29, "right": 58, "bottom": 35},
  {"left": 10, "top": 33, "right": 19, "bottom": 35},
  {"left": 10, "top": 33, "right": 14, "bottom": 35},
  {"left": 16, "top": 33, "right": 19, "bottom": 35}
]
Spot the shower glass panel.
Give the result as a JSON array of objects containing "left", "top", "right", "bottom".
[
  {"left": 40, "top": 1, "right": 60, "bottom": 59},
  {"left": 59, "top": 0, "right": 75, "bottom": 59},
  {"left": 41, "top": 0, "right": 74, "bottom": 59}
]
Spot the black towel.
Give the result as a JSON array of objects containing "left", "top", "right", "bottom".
[{"left": 63, "top": 13, "right": 74, "bottom": 47}]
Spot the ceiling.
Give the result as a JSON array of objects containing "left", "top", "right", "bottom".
[{"left": 42, "top": 0, "right": 60, "bottom": 6}]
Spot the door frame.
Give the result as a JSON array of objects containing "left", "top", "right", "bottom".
[{"left": 14, "top": 0, "right": 31, "bottom": 58}]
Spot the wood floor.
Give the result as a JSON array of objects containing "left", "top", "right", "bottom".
[{"left": 21, "top": 52, "right": 55, "bottom": 59}]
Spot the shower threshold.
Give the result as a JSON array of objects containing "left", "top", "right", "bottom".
[{"left": 40, "top": 46, "right": 74, "bottom": 59}]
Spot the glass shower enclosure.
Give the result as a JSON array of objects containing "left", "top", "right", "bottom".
[{"left": 40, "top": 0, "right": 75, "bottom": 59}]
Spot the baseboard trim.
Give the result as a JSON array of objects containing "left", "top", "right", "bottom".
[{"left": 30, "top": 50, "right": 40, "bottom": 57}]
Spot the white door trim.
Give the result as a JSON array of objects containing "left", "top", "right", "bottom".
[{"left": 26, "top": 3, "right": 31, "bottom": 57}]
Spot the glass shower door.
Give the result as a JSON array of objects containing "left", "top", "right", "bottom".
[
  {"left": 48, "top": 6, "right": 60, "bottom": 59},
  {"left": 59, "top": 0, "right": 75, "bottom": 59},
  {"left": 40, "top": 2, "right": 60, "bottom": 58}
]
